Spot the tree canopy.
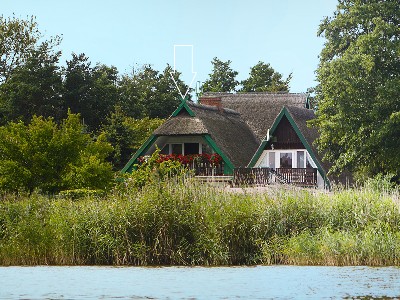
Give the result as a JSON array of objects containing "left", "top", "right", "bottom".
[
  {"left": 101, "top": 106, "right": 164, "bottom": 170},
  {"left": 202, "top": 57, "right": 239, "bottom": 93},
  {"left": 0, "top": 15, "right": 61, "bottom": 84},
  {"left": 0, "top": 112, "right": 114, "bottom": 194},
  {"left": 0, "top": 45, "right": 64, "bottom": 124},
  {"left": 312, "top": 0, "right": 400, "bottom": 180},
  {"left": 64, "top": 53, "right": 119, "bottom": 130},
  {"left": 202, "top": 58, "right": 291, "bottom": 93},
  {"left": 118, "top": 64, "right": 187, "bottom": 119},
  {"left": 241, "top": 61, "right": 292, "bottom": 92}
]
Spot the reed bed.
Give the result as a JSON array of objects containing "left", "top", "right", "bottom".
[{"left": 0, "top": 180, "right": 399, "bottom": 266}]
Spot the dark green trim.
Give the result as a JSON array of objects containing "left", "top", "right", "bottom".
[
  {"left": 248, "top": 107, "right": 330, "bottom": 189},
  {"left": 171, "top": 96, "right": 195, "bottom": 117},
  {"left": 283, "top": 108, "right": 330, "bottom": 189},
  {"left": 248, "top": 141, "right": 267, "bottom": 167},
  {"left": 248, "top": 109, "right": 286, "bottom": 167},
  {"left": 203, "top": 134, "right": 234, "bottom": 175},
  {"left": 121, "top": 135, "right": 157, "bottom": 173}
]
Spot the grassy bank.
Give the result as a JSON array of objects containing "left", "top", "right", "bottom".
[{"left": 0, "top": 180, "right": 399, "bottom": 266}]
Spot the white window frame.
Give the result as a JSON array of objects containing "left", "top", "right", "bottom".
[
  {"left": 258, "top": 149, "right": 316, "bottom": 169},
  {"left": 164, "top": 143, "right": 203, "bottom": 155}
]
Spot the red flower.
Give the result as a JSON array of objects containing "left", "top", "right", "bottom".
[{"left": 139, "top": 153, "right": 223, "bottom": 167}]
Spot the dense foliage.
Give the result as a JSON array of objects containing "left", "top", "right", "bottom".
[
  {"left": 0, "top": 15, "right": 61, "bottom": 84},
  {"left": 202, "top": 58, "right": 292, "bottom": 93},
  {"left": 102, "top": 107, "right": 164, "bottom": 170},
  {"left": 240, "top": 61, "right": 292, "bottom": 92},
  {"left": 0, "top": 179, "right": 398, "bottom": 266},
  {"left": 0, "top": 112, "right": 114, "bottom": 194},
  {"left": 0, "top": 16, "right": 188, "bottom": 175},
  {"left": 202, "top": 57, "right": 239, "bottom": 93},
  {"left": 312, "top": 0, "right": 400, "bottom": 181}
]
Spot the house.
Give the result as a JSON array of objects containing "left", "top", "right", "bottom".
[
  {"left": 121, "top": 97, "right": 260, "bottom": 175},
  {"left": 247, "top": 105, "right": 330, "bottom": 189},
  {"left": 122, "top": 92, "right": 337, "bottom": 189}
]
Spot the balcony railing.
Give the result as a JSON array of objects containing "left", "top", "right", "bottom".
[
  {"left": 233, "top": 168, "right": 271, "bottom": 186},
  {"left": 233, "top": 167, "right": 318, "bottom": 187},
  {"left": 191, "top": 162, "right": 224, "bottom": 176},
  {"left": 274, "top": 168, "right": 317, "bottom": 186}
]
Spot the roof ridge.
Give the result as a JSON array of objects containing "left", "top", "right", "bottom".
[
  {"left": 187, "top": 101, "right": 240, "bottom": 116},
  {"left": 202, "top": 92, "right": 307, "bottom": 97}
]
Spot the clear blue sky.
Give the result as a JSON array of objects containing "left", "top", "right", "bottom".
[{"left": 2, "top": 0, "right": 338, "bottom": 93}]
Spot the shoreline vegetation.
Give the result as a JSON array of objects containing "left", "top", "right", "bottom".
[{"left": 1, "top": 178, "right": 399, "bottom": 267}]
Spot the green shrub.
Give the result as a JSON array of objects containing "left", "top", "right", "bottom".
[
  {"left": 58, "top": 189, "right": 105, "bottom": 200},
  {"left": 121, "top": 149, "right": 191, "bottom": 190}
]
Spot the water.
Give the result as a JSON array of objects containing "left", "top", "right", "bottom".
[{"left": 1, "top": 266, "right": 399, "bottom": 299}]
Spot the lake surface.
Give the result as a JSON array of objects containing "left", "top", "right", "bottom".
[{"left": 1, "top": 266, "right": 399, "bottom": 299}]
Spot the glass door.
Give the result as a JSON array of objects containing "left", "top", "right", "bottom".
[{"left": 280, "top": 152, "right": 292, "bottom": 168}]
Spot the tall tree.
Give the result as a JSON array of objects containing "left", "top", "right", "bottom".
[
  {"left": 0, "top": 16, "right": 63, "bottom": 124},
  {"left": 240, "top": 61, "right": 292, "bottom": 92},
  {"left": 202, "top": 57, "right": 239, "bottom": 93},
  {"left": 64, "top": 53, "right": 118, "bottom": 130},
  {"left": 0, "top": 45, "right": 64, "bottom": 124},
  {"left": 0, "top": 15, "right": 61, "bottom": 83},
  {"left": 102, "top": 106, "right": 164, "bottom": 169},
  {"left": 311, "top": 0, "right": 400, "bottom": 180},
  {"left": 118, "top": 64, "right": 187, "bottom": 119}
]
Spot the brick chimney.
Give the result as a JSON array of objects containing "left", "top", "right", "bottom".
[{"left": 199, "top": 96, "right": 222, "bottom": 109}]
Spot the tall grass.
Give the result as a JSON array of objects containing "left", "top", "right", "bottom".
[{"left": 0, "top": 180, "right": 399, "bottom": 266}]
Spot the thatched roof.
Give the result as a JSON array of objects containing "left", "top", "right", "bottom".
[
  {"left": 153, "top": 101, "right": 259, "bottom": 167},
  {"left": 189, "top": 102, "right": 259, "bottom": 167},
  {"left": 201, "top": 92, "right": 308, "bottom": 141},
  {"left": 154, "top": 113, "right": 208, "bottom": 135}
]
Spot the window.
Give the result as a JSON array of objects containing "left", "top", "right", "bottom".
[
  {"left": 268, "top": 152, "right": 275, "bottom": 169},
  {"left": 160, "top": 144, "right": 169, "bottom": 154},
  {"left": 280, "top": 153, "right": 292, "bottom": 168},
  {"left": 306, "top": 152, "right": 316, "bottom": 168},
  {"left": 171, "top": 144, "right": 183, "bottom": 154},
  {"left": 297, "top": 151, "right": 305, "bottom": 168},
  {"left": 184, "top": 143, "right": 199, "bottom": 155},
  {"left": 160, "top": 143, "right": 202, "bottom": 155}
]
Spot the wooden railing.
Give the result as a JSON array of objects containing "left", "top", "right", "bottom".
[
  {"left": 191, "top": 163, "right": 224, "bottom": 176},
  {"left": 232, "top": 167, "right": 318, "bottom": 187},
  {"left": 233, "top": 168, "right": 271, "bottom": 186},
  {"left": 274, "top": 168, "right": 317, "bottom": 186}
]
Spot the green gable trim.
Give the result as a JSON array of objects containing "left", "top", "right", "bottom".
[
  {"left": 248, "top": 109, "right": 287, "bottom": 167},
  {"left": 248, "top": 107, "right": 330, "bottom": 189},
  {"left": 171, "top": 96, "right": 195, "bottom": 117},
  {"left": 203, "top": 134, "right": 234, "bottom": 175},
  {"left": 283, "top": 108, "right": 330, "bottom": 189},
  {"left": 248, "top": 140, "right": 267, "bottom": 167},
  {"left": 121, "top": 133, "right": 235, "bottom": 176},
  {"left": 121, "top": 134, "right": 157, "bottom": 173}
]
